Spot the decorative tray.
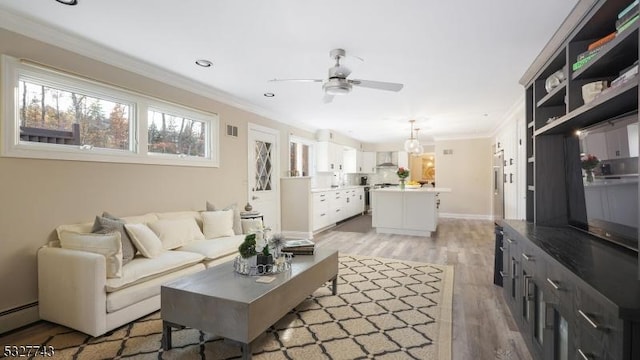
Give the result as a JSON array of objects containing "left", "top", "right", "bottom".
[{"left": 233, "top": 253, "right": 293, "bottom": 276}]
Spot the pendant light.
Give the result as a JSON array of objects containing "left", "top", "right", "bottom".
[
  {"left": 414, "top": 128, "right": 424, "bottom": 155},
  {"left": 404, "top": 120, "right": 420, "bottom": 154}
]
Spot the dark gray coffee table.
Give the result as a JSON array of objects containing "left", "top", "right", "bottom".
[{"left": 161, "top": 248, "right": 338, "bottom": 359}]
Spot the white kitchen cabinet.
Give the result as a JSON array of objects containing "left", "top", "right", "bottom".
[
  {"left": 359, "top": 151, "right": 377, "bottom": 174},
  {"left": 628, "top": 123, "right": 639, "bottom": 157},
  {"left": 584, "top": 180, "right": 638, "bottom": 228},
  {"left": 583, "top": 131, "right": 608, "bottom": 160},
  {"left": 316, "top": 141, "right": 344, "bottom": 172},
  {"left": 312, "top": 192, "right": 331, "bottom": 231},
  {"left": 342, "top": 188, "right": 364, "bottom": 218},
  {"left": 371, "top": 188, "right": 446, "bottom": 237},
  {"left": 329, "top": 190, "right": 344, "bottom": 224},
  {"left": 605, "top": 126, "right": 630, "bottom": 159},
  {"left": 343, "top": 147, "right": 358, "bottom": 173}
]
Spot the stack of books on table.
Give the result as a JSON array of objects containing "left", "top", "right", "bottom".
[{"left": 281, "top": 239, "right": 315, "bottom": 255}]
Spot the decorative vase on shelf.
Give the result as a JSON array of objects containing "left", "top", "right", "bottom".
[
  {"left": 399, "top": 178, "right": 406, "bottom": 190},
  {"left": 244, "top": 202, "right": 253, "bottom": 211}
]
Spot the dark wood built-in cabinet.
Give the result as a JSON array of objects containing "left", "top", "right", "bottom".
[{"left": 499, "top": 0, "right": 640, "bottom": 359}]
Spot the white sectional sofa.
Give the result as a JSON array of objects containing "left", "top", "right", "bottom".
[{"left": 37, "top": 210, "right": 247, "bottom": 337}]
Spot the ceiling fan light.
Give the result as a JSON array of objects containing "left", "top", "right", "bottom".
[{"left": 323, "top": 79, "right": 351, "bottom": 95}]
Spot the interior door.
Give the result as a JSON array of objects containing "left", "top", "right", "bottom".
[{"left": 248, "top": 124, "right": 280, "bottom": 232}]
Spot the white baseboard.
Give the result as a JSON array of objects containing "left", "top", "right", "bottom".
[
  {"left": 281, "top": 230, "right": 313, "bottom": 239},
  {"left": 439, "top": 213, "right": 493, "bottom": 220},
  {"left": 0, "top": 303, "right": 39, "bottom": 334}
]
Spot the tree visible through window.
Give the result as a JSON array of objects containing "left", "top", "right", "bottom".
[
  {"left": 18, "top": 79, "right": 131, "bottom": 150},
  {"left": 147, "top": 110, "right": 206, "bottom": 157}
]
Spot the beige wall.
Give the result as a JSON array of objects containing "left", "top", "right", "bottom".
[
  {"left": 0, "top": 28, "right": 317, "bottom": 321},
  {"left": 435, "top": 138, "right": 492, "bottom": 217}
]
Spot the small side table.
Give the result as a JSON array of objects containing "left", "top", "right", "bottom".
[{"left": 240, "top": 212, "right": 264, "bottom": 222}]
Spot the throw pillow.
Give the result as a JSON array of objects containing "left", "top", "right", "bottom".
[
  {"left": 123, "top": 223, "right": 164, "bottom": 258},
  {"left": 148, "top": 218, "right": 205, "bottom": 250},
  {"left": 59, "top": 231, "right": 123, "bottom": 278},
  {"left": 201, "top": 210, "right": 235, "bottom": 239},
  {"left": 92, "top": 215, "right": 136, "bottom": 265},
  {"left": 241, "top": 218, "right": 264, "bottom": 235},
  {"left": 206, "top": 201, "right": 242, "bottom": 235}
]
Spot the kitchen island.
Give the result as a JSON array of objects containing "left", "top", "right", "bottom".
[{"left": 371, "top": 187, "right": 451, "bottom": 237}]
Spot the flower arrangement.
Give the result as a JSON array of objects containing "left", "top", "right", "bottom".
[
  {"left": 581, "top": 154, "right": 599, "bottom": 170},
  {"left": 396, "top": 167, "right": 410, "bottom": 179}
]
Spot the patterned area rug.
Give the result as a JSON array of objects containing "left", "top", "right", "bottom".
[{"left": 38, "top": 255, "right": 453, "bottom": 359}]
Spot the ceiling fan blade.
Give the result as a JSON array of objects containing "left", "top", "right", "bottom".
[
  {"left": 350, "top": 79, "right": 404, "bottom": 92},
  {"left": 269, "top": 78, "right": 323, "bottom": 83},
  {"left": 323, "top": 94, "right": 334, "bottom": 104}
]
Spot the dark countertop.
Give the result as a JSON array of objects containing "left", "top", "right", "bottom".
[{"left": 500, "top": 220, "right": 640, "bottom": 319}]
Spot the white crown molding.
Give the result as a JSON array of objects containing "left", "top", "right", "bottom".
[{"left": 0, "top": 10, "right": 314, "bottom": 132}]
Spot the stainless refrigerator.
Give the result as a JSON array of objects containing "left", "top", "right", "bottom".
[{"left": 493, "top": 151, "right": 504, "bottom": 220}]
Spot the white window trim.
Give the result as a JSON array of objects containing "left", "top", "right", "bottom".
[{"left": 1, "top": 55, "right": 219, "bottom": 167}]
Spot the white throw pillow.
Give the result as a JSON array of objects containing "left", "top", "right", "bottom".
[
  {"left": 202, "top": 210, "right": 235, "bottom": 239},
  {"left": 206, "top": 201, "right": 242, "bottom": 235},
  {"left": 124, "top": 223, "right": 164, "bottom": 258},
  {"left": 59, "top": 231, "right": 123, "bottom": 278},
  {"left": 148, "top": 218, "right": 205, "bottom": 250},
  {"left": 241, "top": 218, "right": 264, "bottom": 235}
]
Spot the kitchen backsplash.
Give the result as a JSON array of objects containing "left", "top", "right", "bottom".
[{"left": 599, "top": 157, "right": 638, "bottom": 176}]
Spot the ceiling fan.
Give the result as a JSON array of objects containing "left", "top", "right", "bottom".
[{"left": 269, "top": 48, "right": 404, "bottom": 103}]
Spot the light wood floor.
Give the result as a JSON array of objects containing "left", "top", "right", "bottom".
[
  {"left": 314, "top": 216, "right": 532, "bottom": 360},
  {"left": 1, "top": 216, "right": 532, "bottom": 360}
]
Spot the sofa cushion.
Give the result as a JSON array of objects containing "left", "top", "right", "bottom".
[
  {"left": 105, "top": 250, "right": 204, "bottom": 292},
  {"left": 92, "top": 216, "right": 136, "bottom": 265},
  {"left": 106, "top": 263, "right": 205, "bottom": 312},
  {"left": 147, "top": 218, "right": 205, "bottom": 250},
  {"left": 177, "top": 234, "right": 244, "bottom": 261},
  {"left": 56, "top": 222, "right": 93, "bottom": 239},
  {"left": 206, "top": 202, "right": 242, "bottom": 235},
  {"left": 59, "top": 231, "right": 123, "bottom": 278},
  {"left": 124, "top": 223, "right": 164, "bottom": 258},
  {"left": 202, "top": 210, "right": 235, "bottom": 239},
  {"left": 121, "top": 213, "right": 159, "bottom": 225},
  {"left": 156, "top": 211, "right": 203, "bottom": 231}
]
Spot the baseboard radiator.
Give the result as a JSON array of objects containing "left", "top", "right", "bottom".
[{"left": 0, "top": 302, "right": 39, "bottom": 334}]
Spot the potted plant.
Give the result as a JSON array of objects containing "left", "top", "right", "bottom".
[
  {"left": 238, "top": 234, "right": 258, "bottom": 259},
  {"left": 397, "top": 167, "right": 410, "bottom": 189}
]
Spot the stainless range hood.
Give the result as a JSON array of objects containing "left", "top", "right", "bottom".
[{"left": 376, "top": 151, "right": 398, "bottom": 167}]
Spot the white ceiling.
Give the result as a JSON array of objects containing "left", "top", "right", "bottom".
[{"left": 0, "top": 0, "right": 578, "bottom": 145}]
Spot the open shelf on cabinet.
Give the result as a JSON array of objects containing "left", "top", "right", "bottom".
[
  {"left": 534, "top": 77, "right": 638, "bottom": 135},
  {"left": 572, "top": 24, "right": 638, "bottom": 81},
  {"left": 537, "top": 82, "right": 567, "bottom": 107}
]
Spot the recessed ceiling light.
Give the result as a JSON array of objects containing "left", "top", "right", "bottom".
[
  {"left": 195, "top": 59, "right": 213, "bottom": 68},
  {"left": 264, "top": 93, "right": 275, "bottom": 97},
  {"left": 55, "top": 0, "right": 78, "bottom": 5}
]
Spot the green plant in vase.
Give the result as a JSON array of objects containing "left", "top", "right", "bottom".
[
  {"left": 581, "top": 154, "right": 599, "bottom": 183},
  {"left": 238, "top": 234, "right": 257, "bottom": 258},
  {"left": 397, "top": 166, "right": 410, "bottom": 189}
]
